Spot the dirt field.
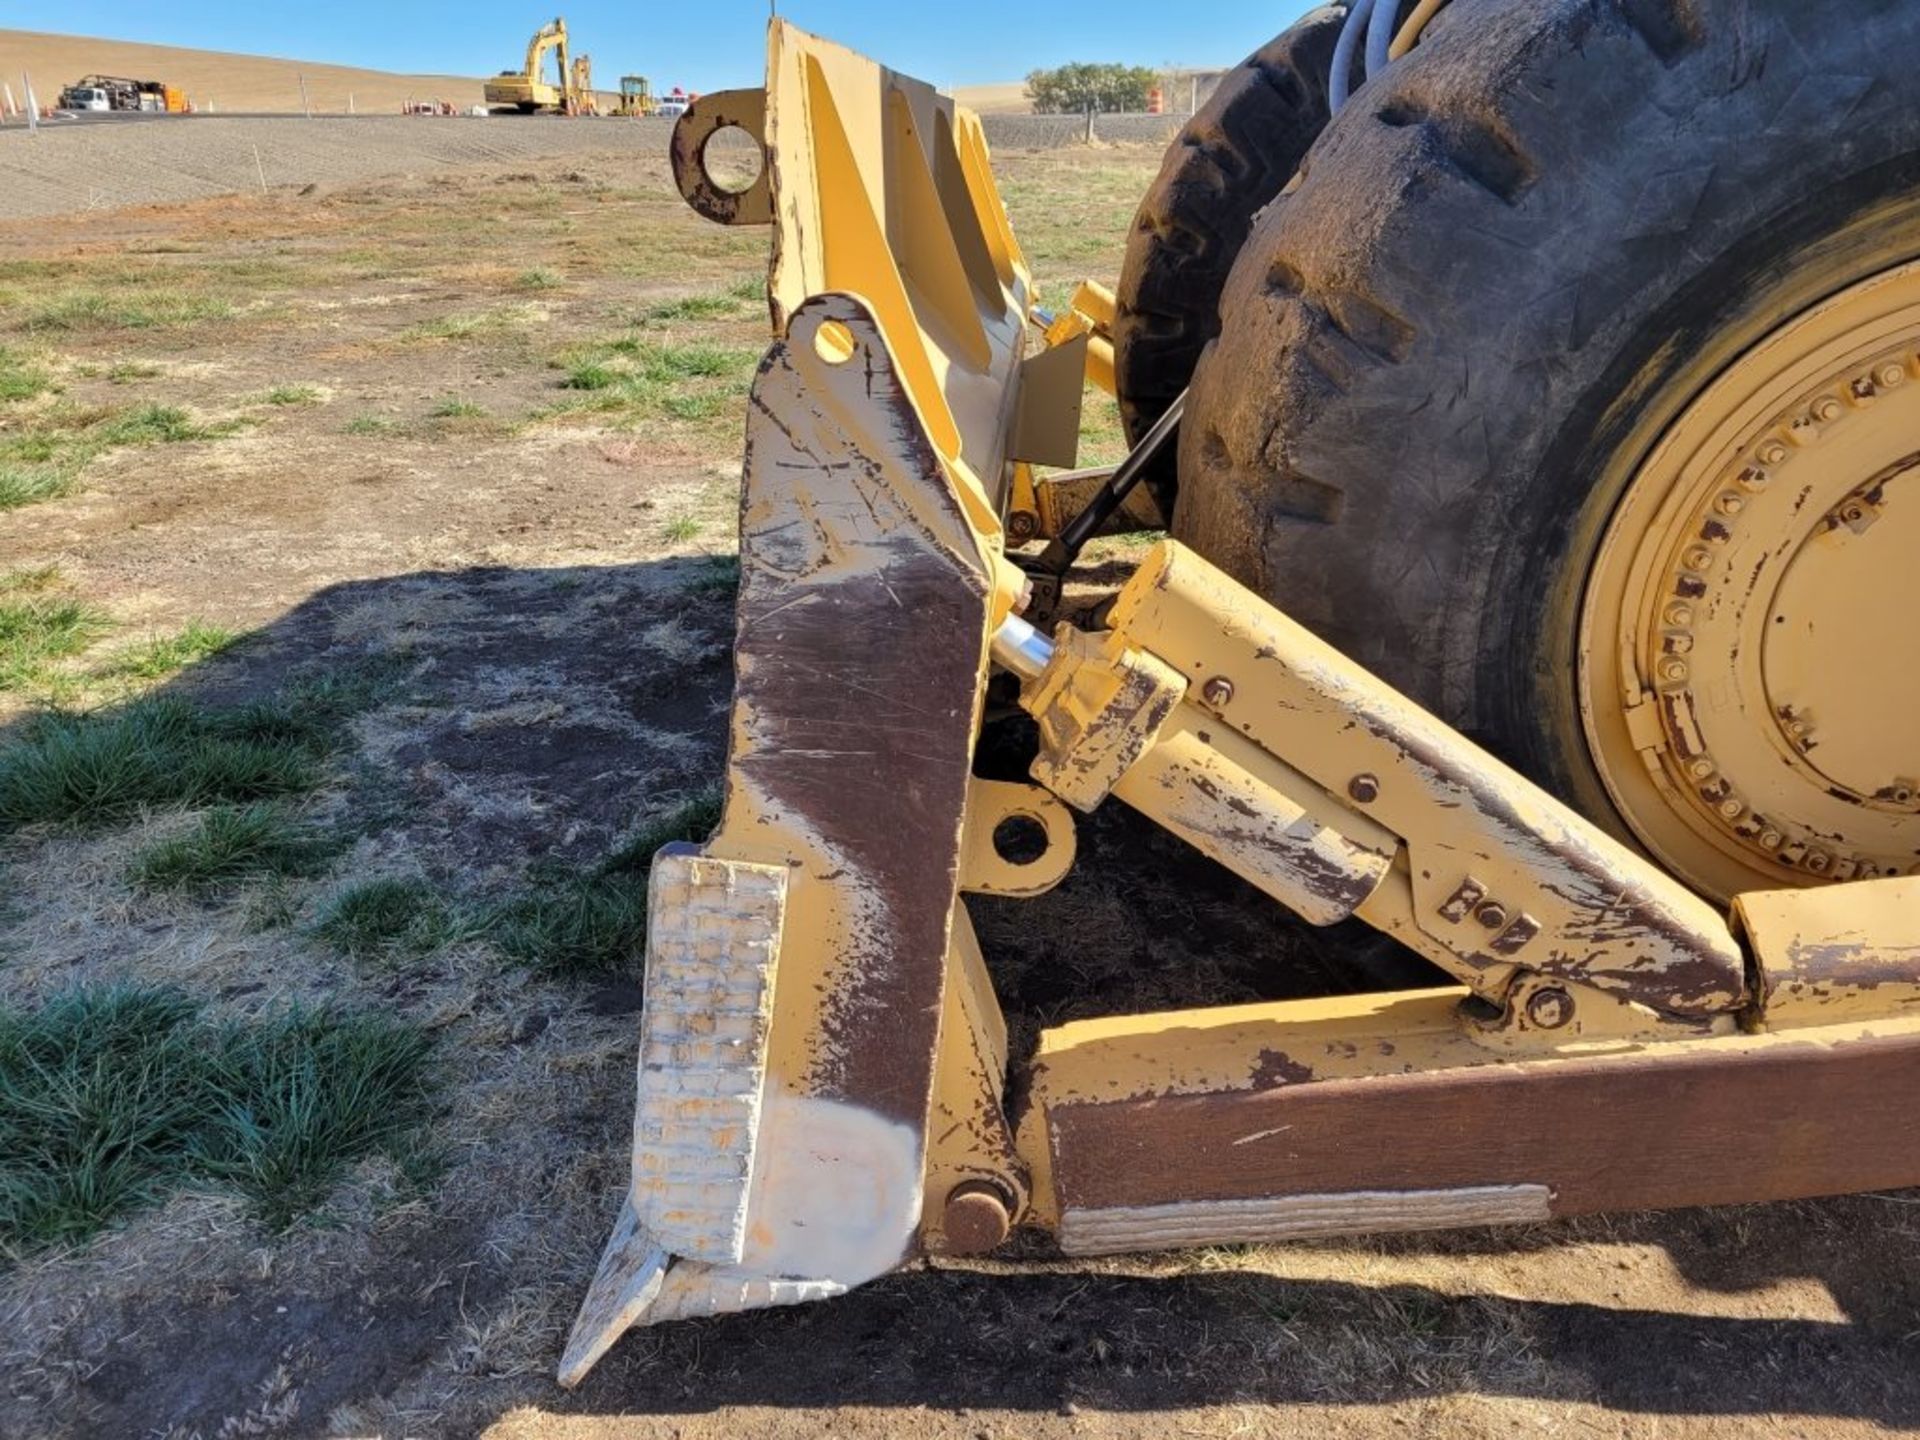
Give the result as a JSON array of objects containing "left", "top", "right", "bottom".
[{"left": 1, "top": 135, "right": 1918, "bottom": 1440}]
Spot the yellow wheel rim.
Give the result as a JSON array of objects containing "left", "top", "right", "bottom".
[{"left": 1581, "top": 261, "right": 1920, "bottom": 900}]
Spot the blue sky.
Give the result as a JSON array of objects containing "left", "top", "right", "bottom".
[{"left": 17, "top": 2, "right": 1324, "bottom": 93}]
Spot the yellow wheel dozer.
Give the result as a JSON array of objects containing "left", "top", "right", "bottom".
[{"left": 560, "top": 2, "right": 1920, "bottom": 1385}]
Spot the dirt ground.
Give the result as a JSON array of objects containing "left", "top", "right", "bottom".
[{"left": 2, "top": 138, "right": 1918, "bottom": 1440}]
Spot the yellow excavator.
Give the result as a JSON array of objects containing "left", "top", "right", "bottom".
[
  {"left": 560, "top": 3, "right": 1920, "bottom": 1385},
  {"left": 483, "top": 17, "right": 574, "bottom": 114}
]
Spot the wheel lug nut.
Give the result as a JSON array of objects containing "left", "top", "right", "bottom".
[
  {"left": 1877, "top": 363, "right": 1907, "bottom": 388},
  {"left": 1812, "top": 396, "right": 1843, "bottom": 423}
]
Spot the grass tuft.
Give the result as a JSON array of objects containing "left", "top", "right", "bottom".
[
  {"left": 661, "top": 515, "right": 701, "bottom": 543},
  {"left": 131, "top": 803, "right": 337, "bottom": 893},
  {"left": 312, "top": 877, "right": 470, "bottom": 963},
  {"left": 486, "top": 876, "right": 647, "bottom": 976},
  {"left": 0, "top": 987, "right": 435, "bottom": 1254},
  {"left": 343, "top": 414, "right": 397, "bottom": 437},
  {"left": 185, "top": 1009, "right": 435, "bottom": 1230},
  {"left": 514, "top": 268, "right": 560, "bottom": 292},
  {"left": 0, "top": 581, "right": 112, "bottom": 692},
  {"left": 256, "top": 385, "right": 321, "bottom": 407},
  {"left": 0, "top": 672, "right": 380, "bottom": 832},
  {"left": 92, "top": 621, "right": 240, "bottom": 684},
  {"left": 428, "top": 397, "right": 486, "bottom": 419},
  {"left": 0, "top": 346, "right": 53, "bottom": 403}
]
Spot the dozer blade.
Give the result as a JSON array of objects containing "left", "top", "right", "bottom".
[{"left": 564, "top": 20, "right": 1920, "bottom": 1386}]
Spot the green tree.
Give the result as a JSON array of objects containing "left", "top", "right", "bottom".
[{"left": 1024, "top": 62, "right": 1160, "bottom": 115}]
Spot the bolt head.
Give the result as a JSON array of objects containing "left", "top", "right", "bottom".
[
  {"left": 1878, "top": 363, "right": 1908, "bottom": 389},
  {"left": 1347, "top": 773, "right": 1380, "bottom": 804},
  {"left": 1760, "top": 442, "right": 1790, "bottom": 466},
  {"left": 1813, "top": 397, "right": 1844, "bottom": 423},
  {"left": 1474, "top": 901, "right": 1509, "bottom": 930},
  {"left": 1007, "top": 510, "right": 1038, "bottom": 543},
  {"left": 1807, "top": 852, "right": 1832, "bottom": 874},
  {"left": 1689, "top": 759, "right": 1714, "bottom": 780},
  {"left": 1660, "top": 660, "right": 1689, "bottom": 683},
  {"left": 1525, "top": 987, "right": 1574, "bottom": 1030},
  {"left": 1760, "top": 830, "right": 1783, "bottom": 849},
  {"left": 1716, "top": 492, "right": 1745, "bottom": 516},
  {"left": 1665, "top": 603, "right": 1695, "bottom": 627},
  {"left": 1202, "top": 675, "right": 1235, "bottom": 707}
]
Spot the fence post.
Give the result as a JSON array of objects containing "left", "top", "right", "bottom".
[
  {"left": 1084, "top": 104, "right": 1094, "bottom": 144},
  {"left": 23, "top": 70, "right": 37, "bottom": 134}
]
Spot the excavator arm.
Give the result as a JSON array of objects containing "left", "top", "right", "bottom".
[{"left": 559, "top": 20, "right": 1920, "bottom": 1386}]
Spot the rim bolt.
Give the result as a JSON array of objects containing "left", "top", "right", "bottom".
[
  {"left": 1812, "top": 397, "right": 1844, "bottom": 423},
  {"left": 1760, "top": 442, "right": 1790, "bottom": 466},
  {"left": 1877, "top": 363, "right": 1907, "bottom": 388},
  {"left": 1684, "top": 546, "right": 1713, "bottom": 570},
  {"left": 1808, "top": 852, "right": 1832, "bottom": 874},
  {"left": 1665, "top": 603, "right": 1694, "bottom": 627},
  {"left": 1720, "top": 799, "right": 1744, "bottom": 820},
  {"left": 1475, "top": 901, "right": 1509, "bottom": 930},
  {"left": 1660, "top": 660, "right": 1689, "bottom": 684},
  {"left": 1348, "top": 773, "right": 1380, "bottom": 804},
  {"left": 1760, "top": 830, "right": 1783, "bottom": 849},
  {"left": 1716, "top": 492, "right": 1745, "bottom": 516},
  {"left": 1689, "top": 759, "right": 1714, "bottom": 780}
]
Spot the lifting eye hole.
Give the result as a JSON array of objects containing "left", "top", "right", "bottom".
[
  {"left": 814, "top": 319, "right": 857, "bottom": 364},
  {"left": 701, "top": 124, "right": 765, "bottom": 196},
  {"left": 992, "top": 814, "right": 1050, "bottom": 866}
]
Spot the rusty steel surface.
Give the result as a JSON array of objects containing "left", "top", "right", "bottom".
[{"left": 1582, "top": 260, "right": 1920, "bottom": 898}]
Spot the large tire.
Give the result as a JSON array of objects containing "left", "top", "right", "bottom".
[
  {"left": 1112, "top": 6, "right": 1348, "bottom": 501},
  {"left": 1178, "top": 0, "right": 1920, "bottom": 895}
]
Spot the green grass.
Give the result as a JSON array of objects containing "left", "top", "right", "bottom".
[
  {"left": 428, "top": 397, "right": 486, "bottom": 419},
  {"left": 186, "top": 1008, "right": 436, "bottom": 1229},
  {"left": 548, "top": 337, "right": 759, "bottom": 429},
  {"left": 343, "top": 415, "right": 397, "bottom": 437},
  {"left": 0, "top": 667, "right": 386, "bottom": 832},
  {"left": 0, "top": 346, "right": 53, "bottom": 403},
  {"left": 255, "top": 385, "right": 321, "bottom": 407},
  {"left": 403, "top": 306, "right": 539, "bottom": 343},
  {"left": 0, "top": 987, "right": 434, "bottom": 1254},
  {"left": 312, "top": 877, "right": 471, "bottom": 963},
  {"left": 514, "top": 268, "right": 561, "bottom": 292},
  {"left": 6, "top": 289, "right": 234, "bottom": 334},
  {"left": 0, "top": 403, "right": 245, "bottom": 513},
  {"left": 106, "top": 361, "right": 163, "bottom": 384},
  {"left": 130, "top": 803, "right": 337, "bottom": 893},
  {"left": 486, "top": 875, "right": 649, "bottom": 976},
  {"left": 0, "top": 577, "right": 112, "bottom": 693},
  {"left": 639, "top": 275, "right": 763, "bottom": 324},
  {"left": 661, "top": 515, "right": 701, "bottom": 544},
  {"left": 91, "top": 621, "right": 239, "bottom": 684}
]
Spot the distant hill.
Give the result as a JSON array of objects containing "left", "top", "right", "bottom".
[{"left": 0, "top": 28, "right": 483, "bottom": 114}]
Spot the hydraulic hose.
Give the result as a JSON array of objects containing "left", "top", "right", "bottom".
[
  {"left": 1365, "top": 0, "right": 1405, "bottom": 79},
  {"left": 1328, "top": 0, "right": 1376, "bottom": 111},
  {"left": 1389, "top": 0, "right": 1450, "bottom": 59}
]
